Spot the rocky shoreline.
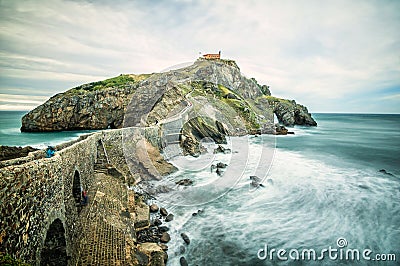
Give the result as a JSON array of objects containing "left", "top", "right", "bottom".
[
  {"left": 132, "top": 187, "right": 193, "bottom": 266},
  {"left": 0, "top": 145, "right": 38, "bottom": 161}
]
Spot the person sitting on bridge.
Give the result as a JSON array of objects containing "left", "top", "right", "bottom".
[
  {"left": 81, "top": 190, "right": 88, "bottom": 205},
  {"left": 45, "top": 146, "right": 56, "bottom": 158}
]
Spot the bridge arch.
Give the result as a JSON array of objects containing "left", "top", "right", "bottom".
[
  {"left": 72, "top": 169, "right": 81, "bottom": 203},
  {"left": 40, "top": 218, "right": 68, "bottom": 265}
]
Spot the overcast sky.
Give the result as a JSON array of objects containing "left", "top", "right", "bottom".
[{"left": 0, "top": 0, "right": 399, "bottom": 113}]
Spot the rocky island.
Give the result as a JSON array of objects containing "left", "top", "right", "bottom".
[
  {"left": 21, "top": 58, "right": 316, "bottom": 131},
  {"left": 1, "top": 58, "right": 316, "bottom": 265},
  {"left": 21, "top": 58, "right": 316, "bottom": 153}
]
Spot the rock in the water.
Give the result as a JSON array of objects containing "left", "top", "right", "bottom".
[
  {"left": 216, "top": 162, "right": 227, "bottom": 168},
  {"left": 251, "top": 180, "right": 264, "bottom": 188},
  {"left": 153, "top": 218, "right": 162, "bottom": 226},
  {"left": 165, "top": 213, "right": 174, "bottom": 222},
  {"left": 180, "top": 256, "right": 189, "bottom": 266},
  {"left": 211, "top": 164, "right": 216, "bottom": 172},
  {"left": 150, "top": 203, "right": 159, "bottom": 212},
  {"left": 216, "top": 168, "right": 223, "bottom": 176},
  {"left": 274, "top": 124, "right": 295, "bottom": 135},
  {"left": 250, "top": 176, "right": 261, "bottom": 182},
  {"left": 160, "top": 207, "right": 168, "bottom": 216},
  {"left": 250, "top": 176, "right": 264, "bottom": 188},
  {"left": 176, "top": 178, "right": 193, "bottom": 186},
  {"left": 213, "top": 144, "right": 231, "bottom": 154},
  {"left": 379, "top": 169, "right": 394, "bottom": 176},
  {"left": 158, "top": 226, "right": 169, "bottom": 233},
  {"left": 192, "top": 209, "right": 204, "bottom": 217},
  {"left": 160, "top": 232, "right": 170, "bottom": 243},
  {"left": 181, "top": 233, "right": 190, "bottom": 245}
]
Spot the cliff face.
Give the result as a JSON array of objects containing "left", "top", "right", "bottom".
[
  {"left": 21, "top": 59, "right": 316, "bottom": 134},
  {"left": 266, "top": 96, "right": 317, "bottom": 126},
  {"left": 21, "top": 75, "right": 147, "bottom": 132}
]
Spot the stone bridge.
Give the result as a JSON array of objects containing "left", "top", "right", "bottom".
[
  {"left": 0, "top": 87, "right": 194, "bottom": 265},
  {"left": 0, "top": 132, "right": 99, "bottom": 264},
  {"left": 0, "top": 128, "right": 167, "bottom": 265}
]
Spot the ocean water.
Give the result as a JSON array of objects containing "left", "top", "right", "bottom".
[
  {"left": 1, "top": 111, "right": 399, "bottom": 264},
  {"left": 0, "top": 111, "right": 97, "bottom": 148},
  {"left": 151, "top": 113, "right": 400, "bottom": 265}
]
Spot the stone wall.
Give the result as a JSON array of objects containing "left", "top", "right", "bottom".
[{"left": 0, "top": 133, "right": 99, "bottom": 265}]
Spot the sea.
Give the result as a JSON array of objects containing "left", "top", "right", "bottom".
[
  {"left": 1, "top": 112, "right": 399, "bottom": 265},
  {"left": 153, "top": 113, "right": 400, "bottom": 266},
  {"left": 0, "top": 111, "right": 97, "bottom": 148}
]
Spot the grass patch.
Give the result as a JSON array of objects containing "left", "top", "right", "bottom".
[
  {"left": 68, "top": 73, "right": 151, "bottom": 94},
  {"left": 264, "top": 96, "right": 293, "bottom": 104}
]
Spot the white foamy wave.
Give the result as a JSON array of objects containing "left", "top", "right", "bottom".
[{"left": 164, "top": 144, "right": 400, "bottom": 265}]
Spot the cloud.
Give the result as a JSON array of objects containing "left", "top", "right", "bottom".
[
  {"left": 0, "top": 0, "right": 399, "bottom": 113},
  {"left": 0, "top": 94, "right": 48, "bottom": 111}
]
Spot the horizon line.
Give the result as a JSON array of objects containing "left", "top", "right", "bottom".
[{"left": 1, "top": 110, "right": 399, "bottom": 115}]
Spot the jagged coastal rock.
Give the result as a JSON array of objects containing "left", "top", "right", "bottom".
[
  {"left": 0, "top": 145, "right": 38, "bottom": 161},
  {"left": 21, "top": 59, "right": 316, "bottom": 138},
  {"left": 266, "top": 96, "right": 317, "bottom": 126}
]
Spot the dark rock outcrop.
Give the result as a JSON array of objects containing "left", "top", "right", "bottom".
[
  {"left": 176, "top": 179, "right": 194, "bottom": 186},
  {"left": 213, "top": 144, "right": 231, "bottom": 154},
  {"left": 216, "top": 162, "right": 227, "bottom": 169},
  {"left": 181, "top": 233, "right": 190, "bottom": 245},
  {"left": 274, "top": 124, "right": 294, "bottom": 135},
  {"left": 160, "top": 208, "right": 168, "bottom": 216},
  {"left": 180, "top": 117, "right": 227, "bottom": 156},
  {"left": 379, "top": 169, "right": 394, "bottom": 176},
  {"left": 0, "top": 145, "right": 38, "bottom": 161},
  {"left": 266, "top": 96, "right": 317, "bottom": 126},
  {"left": 250, "top": 175, "right": 265, "bottom": 188},
  {"left": 153, "top": 219, "right": 162, "bottom": 226},
  {"left": 180, "top": 257, "right": 189, "bottom": 266},
  {"left": 165, "top": 214, "right": 174, "bottom": 222}
]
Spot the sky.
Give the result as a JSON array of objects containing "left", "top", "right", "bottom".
[{"left": 0, "top": 0, "right": 399, "bottom": 113}]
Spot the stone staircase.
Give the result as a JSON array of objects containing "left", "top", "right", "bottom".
[
  {"left": 161, "top": 118, "right": 183, "bottom": 159},
  {"left": 94, "top": 140, "right": 109, "bottom": 174}
]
